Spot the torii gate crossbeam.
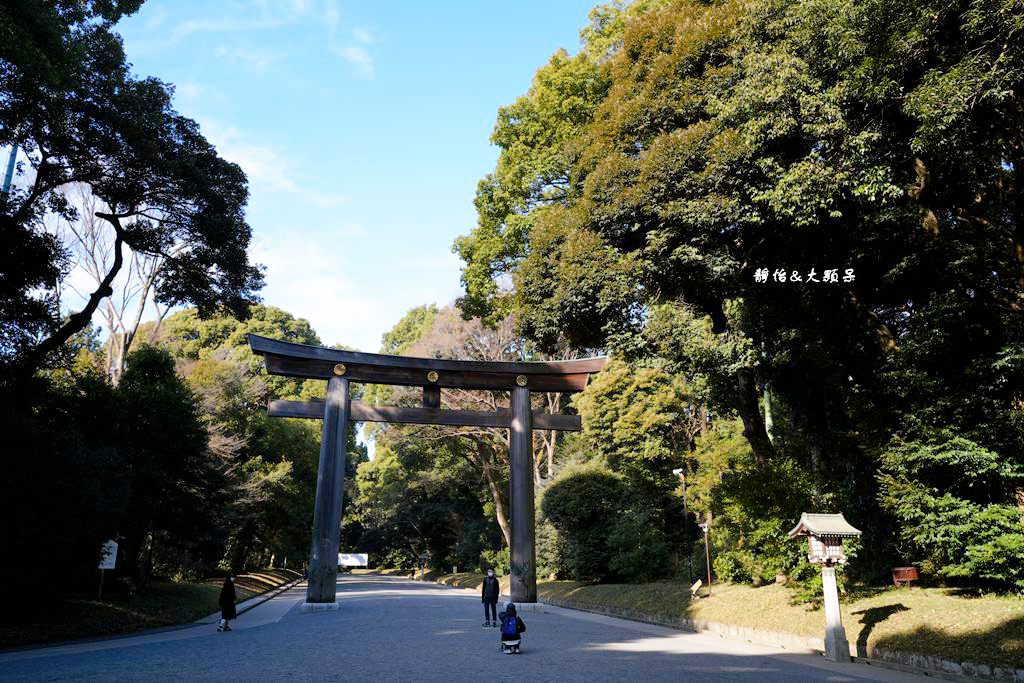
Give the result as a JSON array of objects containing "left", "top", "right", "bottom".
[{"left": 247, "top": 334, "right": 606, "bottom": 609}]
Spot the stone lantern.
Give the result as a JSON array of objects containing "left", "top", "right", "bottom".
[{"left": 787, "top": 512, "right": 862, "bottom": 662}]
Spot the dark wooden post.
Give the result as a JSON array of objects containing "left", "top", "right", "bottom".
[
  {"left": 423, "top": 385, "right": 440, "bottom": 408},
  {"left": 307, "top": 375, "right": 350, "bottom": 605},
  {"left": 509, "top": 384, "right": 536, "bottom": 603}
]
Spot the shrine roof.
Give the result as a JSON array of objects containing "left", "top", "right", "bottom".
[{"left": 787, "top": 513, "right": 862, "bottom": 539}]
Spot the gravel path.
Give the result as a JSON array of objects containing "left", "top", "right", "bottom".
[{"left": 0, "top": 574, "right": 924, "bottom": 682}]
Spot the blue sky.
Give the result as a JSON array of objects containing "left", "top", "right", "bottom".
[{"left": 114, "top": 0, "right": 600, "bottom": 352}]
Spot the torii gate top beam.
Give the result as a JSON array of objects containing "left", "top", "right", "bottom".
[{"left": 247, "top": 334, "right": 606, "bottom": 393}]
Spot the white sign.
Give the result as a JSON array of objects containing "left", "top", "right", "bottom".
[
  {"left": 98, "top": 540, "right": 118, "bottom": 570},
  {"left": 338, "top": 553, "right": 368, "bottom": 567}
]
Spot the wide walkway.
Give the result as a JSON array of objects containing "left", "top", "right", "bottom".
[{"left": 0, "top": 574, "right": 925, "bottom": 682}]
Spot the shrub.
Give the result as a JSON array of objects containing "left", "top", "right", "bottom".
[
  {"left": 689, "top": 420, "right": 815, "bottom": 586},
  {"left": 608, "top": 508, "right": 672, "bottom": 582},
  {"left": 541, "top": 460, "right": 629, "bottom": 581},
  {"left": 536, "top": 515, "right": 571, "bottom": 579},
  {"left": 480, "top": 547, "right": 510, "bottom": 574},
  {"left": 879, "top": 434, "right": 1024, "bottom": 588},
  {"left": 713, "top": 551, "right": 752, "bottom": 584},
  {"left": 376, "top": 549, "right": 413, "bottom": 570}
]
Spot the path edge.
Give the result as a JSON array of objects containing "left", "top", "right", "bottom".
[
  {"left": 196, "top": 576, "right": 305, "bottom": 624},
  {"left": 419, "top": 574, "right": 1019, "bottom": 682}
]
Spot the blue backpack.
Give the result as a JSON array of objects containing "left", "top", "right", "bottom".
[{"left": 501, "top": 614, "right": 518, "bottom": 637}]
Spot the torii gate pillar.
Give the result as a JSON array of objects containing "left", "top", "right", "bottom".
[
  {"left": 509, "top": 386, "right": 536, "bottom": 603},
  {"left": 307, "top": 376, "right": 350, "bottom": 606}
]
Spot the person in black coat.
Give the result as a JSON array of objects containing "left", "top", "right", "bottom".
[
  {"left": 218, "top": 575, "right": 237, "bottom": 632},
  {"left": 481, "top": 569, "right": 500, "bottom": 626}
]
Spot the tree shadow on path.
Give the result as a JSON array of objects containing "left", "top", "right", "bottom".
[{"left": 850, "top": 603, "right": 909, "bottom": 658}]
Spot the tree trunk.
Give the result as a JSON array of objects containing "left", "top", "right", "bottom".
[
  {"left": 735, "top": 366, "right": 774, "bottom": 466},
  {"left": 1012, "top": 149, "right": 1024, "bottom": 297},
  {"left": 22, "top": 217, "right": 125, "bottom": 374},
  {"left": 137, "top": 531, "right": 154, "bottom": 588},
  {"left": 479, "top": 447, "right": 511, "bottom": 547},
  {"left": 109, "top": 254, "right": 161, "bottom": 384},
  {"left": 546, "top": 392, "right": 560, "bottom": 478},
  {"left": 546, "top": 433, "right": 556, "bottom": 478},
  {"left": 809, "top": 442, "right": 823, "bottom": 504}
]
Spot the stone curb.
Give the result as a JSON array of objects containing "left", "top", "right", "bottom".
[{"left": 421, "top": 575, "right": 1022, "bottom": 682}]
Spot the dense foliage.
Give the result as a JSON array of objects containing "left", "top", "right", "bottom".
[
  {"left": 0, "top": 344, "right": 223, "bottom": 601},
  {"left": 879, "top": 435, "right": 1024, "bottom": 587},
  {"left": 541, "top": 459, "right": 672, "bottom": 581},
  {"left": 0, "top": 304, "right": 366, "bottom": 606},
  {"left": 456, "top": 0, "right": 1024, "bottom": 589}
]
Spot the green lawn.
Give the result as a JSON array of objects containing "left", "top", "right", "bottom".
[
  {"left": 428, "top": 572, "right": 1024, "bottom": 669},
  {"left": 0, "top": 568, "right": 300, "bottom": 650}
]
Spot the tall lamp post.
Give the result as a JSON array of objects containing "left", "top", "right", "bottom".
[
  {"left": 699, "top": 516, "right": 712, "bottom": 597},
  {"left": 671, "top": 468, "right": 693, "bottom": 584}
]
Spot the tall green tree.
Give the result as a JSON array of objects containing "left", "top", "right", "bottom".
[
  {"left": 0, "top": 0, "right": 263, "bottom": 372},
  {"left": 114, "top": 345, "right": 227, "bottom": 584},
  {"left": 574, "top": 359, "right": 700, "bottom": 561}
]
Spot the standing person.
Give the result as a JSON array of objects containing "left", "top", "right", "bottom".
[
  {"left": 481, "top": 569, "right": 499, "bottom": 627},
  {"left": 218, "top": 575, "right": 237, "bottom": 632}
]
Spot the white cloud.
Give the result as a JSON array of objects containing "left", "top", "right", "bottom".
[
  {"left": 143, "top": 7, "right": 170, "bottom": 31},
  {"left": 197, "top": 118, "right": 348, "bottom": 208},
  {"left": 165, "top": 0, "right": 317, "bottom": 43},
  {"left": 250, "top": 234, "right": 382, "bottom": 351},
  {"left": 333, "top": 45, "right": 374, "bottom": 77},
  {"left": 175, "top": 82, "right": 204, "bottom": 101},
  {"left": 324, "top": 0, "right": 340, "bottom": 30},
  {"left": 352, "top": 27, "right": 372, "bottom": 44},
  {"left": 169, "top": 16, "right": 283, "bottom": 42},
  {"left": 335, "top": 221, "right": 368, "bottom": 238},
  {"left": 213, "top": 45, "right": 282, "bottom": 75},
  {"left": 248, "top": 226, "right": 465, "bottom": 354}
]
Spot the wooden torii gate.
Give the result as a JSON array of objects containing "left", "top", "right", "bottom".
[{"left": 248, "top": 334, "right": 606, "bottom": 609}]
